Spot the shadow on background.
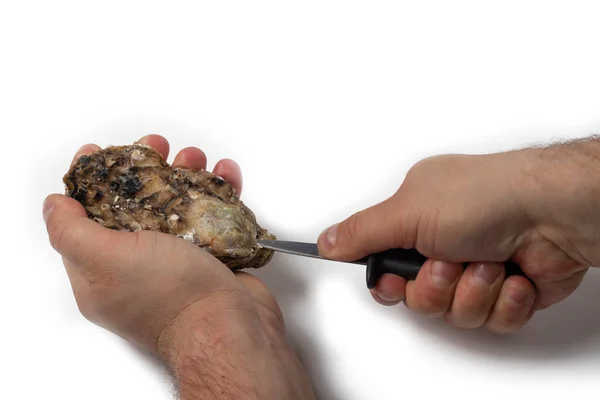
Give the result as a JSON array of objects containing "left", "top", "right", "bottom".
[
  {"left": 253, "top": 259, "right": 345, "bottom": 400},
  {"left": 125, "top": 343, "right": 179, "bottom": 398},
  {"left": 382, "top": 267, "right": 600, "bottom": 362}
]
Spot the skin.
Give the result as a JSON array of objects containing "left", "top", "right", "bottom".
[
  {"left": 43, "top": 135, "right": 315, "bottom": 400},
  {"left": 317, "top": 137, "right": 600, "bottom": 333}
]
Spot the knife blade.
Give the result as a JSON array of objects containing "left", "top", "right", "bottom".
[{"left": 258, "top": 240, "right": 366, "bottom": 264}]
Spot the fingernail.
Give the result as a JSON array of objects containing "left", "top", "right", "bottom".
[
  {"left": 319, "top": 223, "right": 338, "bottom": 252},
  {"left": 43, "top": 198, "right": 55, "bottom": 224},
  {"left": 375, "top": 291, "right": 401, "bottom": 304},
  {"left": 473, "top": 263, "right": 502, "bottom": 285},
  {"left": 75, "top": 144, "right": 90, "bottom": 157},
  {"left": 430, "top": 261, "right": 460, "bottom": 286},
  {"left": 508, "top": 285, "right": 530, "bottom": 306}
]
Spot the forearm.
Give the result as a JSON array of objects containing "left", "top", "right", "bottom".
[
  {"left": 164, "top": 340, "right": 262, "bottom": 400},
  {"left": 513, "top": 135, "right": 600, "bottom": 265},
  {"left": 157, "top": 300, "right": 314, "bottom": 400},
  {"left": 158, "top": 304, "right": 267, "bottom": 399}
]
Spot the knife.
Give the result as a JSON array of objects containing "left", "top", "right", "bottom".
[{"left": 258, "top": 240, "right": 529, "bottom": 289}]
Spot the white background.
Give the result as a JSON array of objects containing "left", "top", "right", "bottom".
[{"left": 3, "top": 1, "right": 600, "bottom": 399}]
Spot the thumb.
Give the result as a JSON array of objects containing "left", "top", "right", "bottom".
[
  {"left": 43, "top": 194, "right": 135, "bottom": 269},
  {"left": 317, "top": 196, "right": 411, "bottom": 261}
]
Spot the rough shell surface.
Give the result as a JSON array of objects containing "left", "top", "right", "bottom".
[{"left": 63, "top": 143, "right": 275, "bottom": 270}]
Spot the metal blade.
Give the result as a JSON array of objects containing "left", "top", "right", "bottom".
[
  {"left": 259, "top": 240, "right": 323, "bottom": 259},
  {"left": 258, "top": 240, "right": 367, "bottom": 265}
]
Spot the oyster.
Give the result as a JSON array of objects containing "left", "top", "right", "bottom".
[{"left": 63, "top": 143, "right": 275, "bottom": 270}]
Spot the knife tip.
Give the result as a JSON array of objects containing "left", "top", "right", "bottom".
[{"left": 257, "top": 239, "right": 273, "bottom": 249}]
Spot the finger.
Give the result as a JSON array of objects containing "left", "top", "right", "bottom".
[
  {"left": 484, "top": 275, "right": 536, "bottom": 334},
  {"left": 136, "top": 134, "right": 170, "bottom": 160},
  {"left": 532, "top": 269, "right": 587, "bottom": 310},
  {"left": 71, "top": 144, "right": 101, "bottom": 166},
  {"left": 443, "top": 262, "right": 505, "bottom": 329},
  {"left": 404, "top": 260, "right": 462, "bottom": 318},
  {"left": 172, "top": 147, "right": 208, "bottom": 170},
  {"left": 317, "top": 196, "right": 410, "bottom": 261},
  {"left": 370, "top": 273, "right": 407, "bottom": 306},
  {"left": 213, "top": 158, "right": 243, "bottom": 196},
  {"left": 43, "top": 194, "right": 135, "bottom": 270}
]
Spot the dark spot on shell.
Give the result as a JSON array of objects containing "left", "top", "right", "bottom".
[
  {"left": 119, "top": 175, "right": 143, "bottom": 197},
  {"left": 95, "top": 167, "right": 109, "bottom": 181},
  {"left": 93, "top": 190, "right": 104, "bottom": 200},
  {"left": 110, "top": 181, "right": 120, "bottom": 192},
  {"left": 211, "top": 176, "right": 225, "bottom": 186},
  {"left": 159, "top": 195, "right": 182, "bottom": 214},
  {"left": 73, "top": 187, "right": 88, "bottom": 202},
  {"left": 79, "top": 155, "right": 91, "bottom": 167}
]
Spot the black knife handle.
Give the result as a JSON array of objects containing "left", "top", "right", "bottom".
[{"left": 365, "top": 248, "right": 530, "bottom": 289}]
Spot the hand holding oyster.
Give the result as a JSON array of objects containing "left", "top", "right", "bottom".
[
  {"left": 63, "top": 140, "right": 275, "bottom": 270},
  {"left": 45, "top": 137, "right": 316, "bottom": 398}
]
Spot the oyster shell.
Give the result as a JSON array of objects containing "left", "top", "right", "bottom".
[{"left": 63, "top": 143, "right": 275, "bottom": 270}]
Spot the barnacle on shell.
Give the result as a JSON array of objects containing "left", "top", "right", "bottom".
[{"left": 63, "top": 143, "right": 275, "bottom": 270}]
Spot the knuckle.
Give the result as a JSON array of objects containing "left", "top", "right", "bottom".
[
  {"left": 409, "top": 293, "right": 450, "bottom": 317},
  {"left": 406, "top": 157, "right": 431, "bottom": 178},
  {"left": 405, "top": 155, "right": 447, "bottom": 181},
  {"left": 455, "top": 298, "right": 488, "bottom": 322},
  {"left": 340, "top": 213, "right": 360, "bottom": 246}
]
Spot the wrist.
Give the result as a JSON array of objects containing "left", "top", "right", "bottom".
[
  {"left": 510, "top": 137, "right": 600, "bottom": 264},
  {"left": 156, "top": 291, "right": 292, "bottom": 400}
]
